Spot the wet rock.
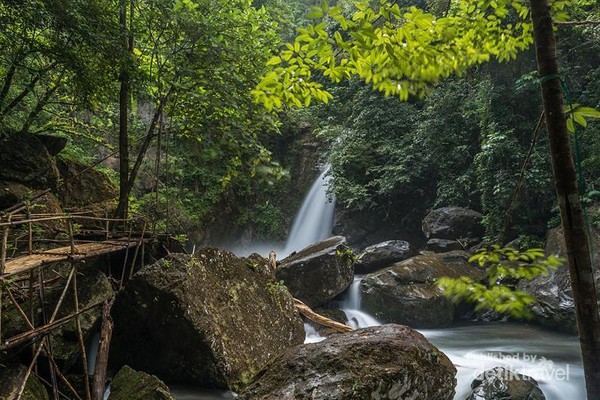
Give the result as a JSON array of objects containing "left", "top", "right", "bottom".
[
  {"left": 0, "top": 131, "right": 60, "bottom": 189},
  {"left": 110, "top": 249, "right": 305, "bottom": 390},
  {"left": 0, "top": 361, "right": 49, "bottom": 400},
  {"left": 56, "top": 158, "right": 116, "bottom": 209},
  {"left": 360, "top": 251, "right": 480, "bottom": 328},
  {"left": 518, "top": 227, "right": 600, "bottom": 333},
  {"left": 422, "top": 207, "right": 484, "bottom": 240},
  {"left": 239, "top": 324, "right": 456, "bottom": 400},
  {"left": 466, "top": 367, "right": 545, "bottom": 400},
  {"left": 276, "top": 236, "right": 354, "bottom": 308},
  {"left": 355, "top": 240, "right": 412, "bottom": 274},
  {"left": 108, "top": 365, "right": 175, "bottom": 400},
  {"left": 426, "top": 238, "right": 464, "bottom": 253}
]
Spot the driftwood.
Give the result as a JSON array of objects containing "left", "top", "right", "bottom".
[
  {"left": 293, "top": 298, "right": 354, "bottom": 333},
  {"left": 92, "top": 298, "right": 114, "bottom": 400}
]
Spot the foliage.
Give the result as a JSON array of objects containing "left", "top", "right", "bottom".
[{"left": 438, "top": 245, "right": 564, "bottom": 318}]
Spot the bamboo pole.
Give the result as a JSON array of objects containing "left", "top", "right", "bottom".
[
  {"left": 73, "top": 264, "right": 92, "bottom": 400},
  {"left": 128, "top": 222, "right": 146, "bottom": 281},
  {"left": 119, "top": 221, "right": 134, "bottom": 289},
  {"left": 1, "top": 215, "right": 10, "bottom": 273},
  {"left": 92, "top": 298, "right": 114, "bottom": 400},
  {"left": 16, "top": 340, "right": 45, "bottom": 400}
]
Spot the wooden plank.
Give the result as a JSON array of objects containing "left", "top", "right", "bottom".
[{"left": 1, "top": 239, "right": 143, "bottom": 278}]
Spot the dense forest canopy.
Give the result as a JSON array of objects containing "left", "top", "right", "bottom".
[{"left": 0, "top": 0, "right": 598, "bottom": 245}]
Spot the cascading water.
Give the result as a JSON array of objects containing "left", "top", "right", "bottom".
[
  {"left": 283, "top": 166, "right": 335, "bottom": 256},
  {"left": 340, "top": 276, "right": 380, "bottom": 329}
]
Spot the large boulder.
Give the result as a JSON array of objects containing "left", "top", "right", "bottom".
[
  {"left": 108, "top": 366, "right": 175, "bottom": 400},
  {"left": 110, "top": 249, "right": 305, "bottom": 390},
  {"left": 360, "top": 251, "right": 480, "bottom": 328},
  {"left": 276, "top": 236, "right": 354, "bottom": 308},
  {"left": 465, "top": 367, "right": 545, "bottom": 400},
  {"left": 422, "top": 207, "right": 484, "bottom": 240},
  {"left": 519, "top": 227, "right": 600, "bottom": 333},
  {"left": 239, "top": 324, "right": 456, "bottom": 400},
  {"left": 56, "top": 158, "right": 116, "bottom": 209},
  {"left": 0, "top": 361, "right": 49, "bottom": 400},
  {"left": 0, "top": 131, "right": 60, "bottom": 189},
  {"left": 354, "top": 240, "right": 412, "bottom": 274}
]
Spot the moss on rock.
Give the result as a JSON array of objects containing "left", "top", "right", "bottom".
[{"left": 108, "top": 365, "right": 174, "bottom": 400}]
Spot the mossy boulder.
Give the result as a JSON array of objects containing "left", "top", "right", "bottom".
[
  {"left": 276, "top": 236, "right": 354, "bottom": 308},
  {"left": 108, "top": 366, "right": 174, "bottom": 400},
  {"left": 110, "top": 248, "right": 305, "bottom": 390},
  {"left": 0, "top": 131, "right": 59, "bottom": 189},
  {"left": 239, "top": 324, "right": 456, "bottom": 400},
  {"left": 466, "top": 367, "right": 545, "bottom": 400},
  {"left": 56, "top": 158, "right": 116, "bottom": 209},
  {"left": 360, "top": 251, "right": 480, "bottom": 328},
  {"left": 0, "top": 361, "right": 49, "bottom": 400}
]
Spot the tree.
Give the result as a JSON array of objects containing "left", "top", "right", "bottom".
[{"left": 253, "top": 0, "right": 600, "bottom": 397}]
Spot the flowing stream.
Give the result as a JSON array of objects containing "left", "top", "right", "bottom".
[
  {"left": 175, "top": 169, "right": 585, "bottom": 399},
  {"left": 329, "top": 275, "right": 585, "bottom": 400}
]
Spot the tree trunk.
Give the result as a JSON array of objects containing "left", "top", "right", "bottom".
[
  {"left": 530, "top": 1, "right": 600, "bottom": 398},
  {"left": 116, "top": 0, "right": 130, "bottom": 220}
]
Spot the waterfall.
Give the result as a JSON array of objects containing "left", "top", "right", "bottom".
[{"left": 283, "top": 167, "right": 335, "bottom": 256}]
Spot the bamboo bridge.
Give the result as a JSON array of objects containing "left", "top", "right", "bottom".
[{"left": 1, "top": 191, "right": 150, "bottom": 400}]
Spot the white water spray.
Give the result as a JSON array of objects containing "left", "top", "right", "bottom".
[{"left": 283, "top": 167, "right": 335, "bottom": 256}]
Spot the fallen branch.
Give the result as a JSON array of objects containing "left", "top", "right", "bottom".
[
  {"left": 293, "top": 298, "right": 353, "bottom": 333},
  {"left": 92, "top": 298, "right": 115, "bottom": 400}
]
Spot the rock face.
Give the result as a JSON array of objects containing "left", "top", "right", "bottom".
[
  {"left": 0, "top": 131, "right": 60, "bottom": 189},
  {"left": 355, "top": 240, "right": 412, "bottom": 274},
  {"left": 0, "top": 361, "right": 49, "bottom": 400},
  {"left": 239, "top": 324, "right": 456, "bottom": 400},
  {"left": 466, "top": 367, "right": 545, "bottom": 400},
  {"left": 360, "top": 251, "right": 480, "bottom": 328},
  {"left": 110, "top": 249, "right": 305, "bottom": 390},
  {"left": 519, "top": 227, "right": 600, "bottom": 333},
  {"left": 56, "top": 158, "right": 116, "bottom": 208},
  {"left": 276, "top": 236, "right": 354, "bottom": 308},
  {"left": 108, "top": 366, "right": 175, "bottom": 400},
  {"left": 422, "top": 207, "right": 484, "bottom": 240}
]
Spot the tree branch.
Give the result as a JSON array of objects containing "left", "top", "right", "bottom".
[{"left": 555, "top": 20, "right": 600, "bottom": 26}]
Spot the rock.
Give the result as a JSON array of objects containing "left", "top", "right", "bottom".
[
  {"left": 466, "top": 367, "right": 545, "bottom": 400},
  {"left": 110, "top": 249, "right": 305, "bottom": 390},
  {"left": 276, "top": 236, "right": 354, "bottom": 308},
  {"left": 518, "top": 227, "right": 600, "bottom": 333},
  {"left": 360, "top": 251, "right": 480, "bottom": 328},
  {"left": 355, "top": 240, "right": 412, "bottom": 274},
  {"left": 37, "top": 134, "right": 68, "bottom": 156},
  {"left": 56, "top": 158, "right": 116, "bottom": 208},
  {"left": 422, "top": 207, "right": 484, "bottom": 240},
  {"left": 239, "top": 324, "right": 456, "bottom": 400},
  {"left": 0, "top": 361, "right": 49, "bottom": 400},
  {"left": 333, "top": 208, "right": 427, "bottom": 251},
  {"left": 0, "top": 131, "right": 60, "bottom": 189},
  {"left": 108, "top": 366, "right": 175, "bottom": 400},
  {"left": 426, "top": 238, "right": 464, "bottom": 253}
]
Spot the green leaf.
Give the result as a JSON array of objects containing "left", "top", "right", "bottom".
[{"left": 267, "top": 56, "right": 282, "bottom": 66}]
